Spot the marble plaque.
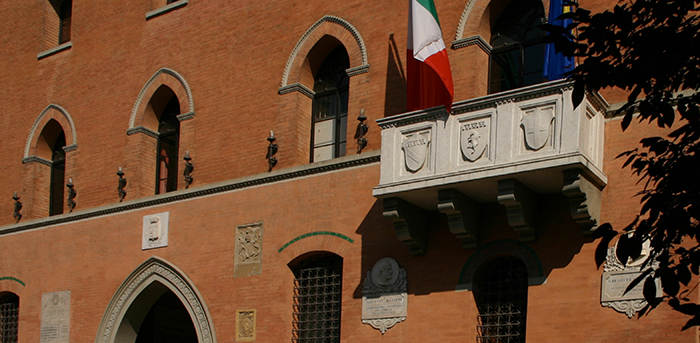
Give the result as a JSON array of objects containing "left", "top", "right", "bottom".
[
  {"left": 362, "top": 257, "right": 407, "bottom": 334},
  {"left": 40, "top": 291, "right": 70, "bottom": 343},
  {"left": 601, "top": 271, "right": 647, "bottom": 302},
  {"left": 601, "top": 244, "right": 661, "bottom": 318},
  {"left": 142, "top": 212, "right": 169, "bottom": 250},
  {"left": 234, "top": 222, "right": 263, "bottom": 278},
  {"left": 236, "top": 309, "right": 256, "bottom": 341}
]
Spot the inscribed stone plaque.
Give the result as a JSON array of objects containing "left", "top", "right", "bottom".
[
  {"left": 362, "top": 257, "right": 407, "bottom": 334},
  {"left": 601, "top": 245, "right": 661, "bottom": 318},
  {"left": 40, "top": 291, "right": 70, "bottom": 343},
  {"left": 142, "top": 212, "right": 169, "bottom": 250},
  {"left": 236, "top": 309, "right": 256, "bottom": 341},
  {"left": 234, "top": 222, "right": 263, "bottom": 278}
]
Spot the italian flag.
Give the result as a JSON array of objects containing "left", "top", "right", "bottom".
[{"left": 407, "top": 0, "right": 454, "bottom": 112}]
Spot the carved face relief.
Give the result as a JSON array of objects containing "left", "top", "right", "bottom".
[
  {"left": 460, "top": 119, "right": 489, "bottom": 162},
  {"left": 401, "top": 130, "right": 431, "bottom": 173},
  {"left": 370, "top": 258, "right": 400, "bottom": 288},
  {"left": 520, "top": 105, "right": 555, "bottom": 151}
]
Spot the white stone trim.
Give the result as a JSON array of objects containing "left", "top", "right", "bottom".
[
  {"left": 94, "top": 256, "right": 217, "bottom": 343},
  {"left": 280, "top": 15, "right": 369, "bottom": 89},
  {"left": 23, "top": 104, "right": 78, "bottom": 159},
  {"left": 37, "top": 42, "right": 73, "bottom": 60},
  {"left": 129, "top": 68, "right": 195, "bottom": 130},
  {"left": 146, "top": 0, "right": 188, "bottom": 20}
]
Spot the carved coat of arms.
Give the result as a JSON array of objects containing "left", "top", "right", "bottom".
[
  {"left": 460, "top": 120, "right": 489, "bottom": 162},
  {"left": 401, "top": 131, "right": 430, "bottom": 172},
  {"left": 520, "top": 106, "right": 555, "bottom": 150}
]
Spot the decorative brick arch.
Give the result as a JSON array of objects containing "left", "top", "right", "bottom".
[
  {"left": 278, "top": 232, "right": 354, "bottom": 264},
  {"left": 94, "top": 256, "right": 217, "bottom": 343},
  {"left": 279, "top": 15, "right": 370, "bottom": 97},
  {"left": 23, "top": 104, "right": 77, "bottom": 161},
  {"left": 458, "top": 239, "right": 546, "bottom": 290},
  {"left": 128, "top": 68, "right": 195, "bottom": 133}
]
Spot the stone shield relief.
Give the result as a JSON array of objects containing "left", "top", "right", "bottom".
[
  {"left": 460, "top": 118, "right": 489, "bottom": 162},
  {"left": 401, "top": 130, "right": 431, "bottom": 173},
  {"left": 520, "top": 105, "right": 555, "bottom": 151}
]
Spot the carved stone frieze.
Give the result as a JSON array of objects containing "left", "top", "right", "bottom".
[
  {"left": 562, "top": 168, "right": 602, "bottom": 234},
  {"left": 234, "top": 222, "right": 263, "bottom": 278},
  {"left": 497, "top": 179, "right": 538, "bottom": 242},
  {"left": 382, "top": 198, "right": 427, "bottom": 255},
  {"left": 362, "top": 258, "right": 408, "bottom": 334},
  {"left": 437, "top": 189, "right": 480, "bottom": 249}
]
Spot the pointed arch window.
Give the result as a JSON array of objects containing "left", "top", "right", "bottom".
[
  {"left": 474, "top": 256, "right": 528, "bottom": 343},
  {"left": 311, "top": 46, "right": 349, "bottom": 163},
  {"left": 488, "top": 0, "right": 546, "bottom": 94},
  {"left": 50, "top": 131, "right": 66, "bottom": 216},
  {"left": 156, "top": 95, "right": 180, "bottom": 194},
  {"left": 290, "top": 253, "right": 343, "bottom": 342},
  {"left": 0, "top": 292, "right": 19, "bottom": 342}
]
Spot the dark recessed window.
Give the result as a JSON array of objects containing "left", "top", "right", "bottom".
[
  {"left": 488, "top": 0, "right": 546, "bottom": 94},
  {"left": 50, "top": 0, "right": 72, "bottom": 44},
  {"left": 311, "top": 46, "right": 349, "bottom": 163},
  {"left": 291, "top": 253, "right": 343, "bottom": 342},
  {"left": 156, "top": 96, "right": 180, "bottom": 194},
  {"left": 474, "top": 256, "right": 528, "bottom": 343},
  {"left": 50, "top": 131, "right": 66, "bottom": 216},
  {"left": 0, "top": 292, "right": 19, "bottom": 343}
]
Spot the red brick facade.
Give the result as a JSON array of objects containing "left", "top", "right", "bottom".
[{"left": 0, "top": 0, "right": 692, "bottom": 342}]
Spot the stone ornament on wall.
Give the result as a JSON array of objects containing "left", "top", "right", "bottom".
[
  {"left": 236, "top": 309, "right": 256, "bottom": 341},
  {"left": 520, "top": 105, "right": 555, "bottom": 151},
  {"left": 41, "top": 291, "right": 70, "bottom": 343},
  {"left": 362, "top": 257, "right": 407, "bottom": 334},
  {"left": 142, "top": 212, "right": 169, "bottom": 250},
  {"left": 460, "top": 117, "right": 489, "bottom": 162},
  {"left": 234, "top": 222, "right": 263, "bottom": 278},
  {"left": 401, "top": 130, "right": 431, "bottom": 173},
  {"left": 601, "top": 240, "right": 661, "bottom": 318}
]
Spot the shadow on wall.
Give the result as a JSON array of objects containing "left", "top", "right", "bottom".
[
  {"left": 352, "top": 194, "right": 593, "bottom": 298},
  {"left": 384, "top": 34, "right": 407, "bottom": 117}
]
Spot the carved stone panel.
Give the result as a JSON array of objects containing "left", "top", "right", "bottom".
[
  {"left": 460, "top": 117, "right": 490, "bottom": 162},
  {"left": 236, "top": 309, "right": 256, "bottom": 341},
  {"left": 401, "top": 129, "right": 431, "bottom": 173},
  {"left": 362, "top": 258, "right": 407, "bottom": 334},
  {"left": 234, "top": 222, "right": 263, "bottom": 278},
  {"left": 520, "top": 104, "right": 555, "bottom": 151},
  {"left": 601, "top": 245, "right": 661, "bottom": 318},
  {"left": 40, "top": 291, "right": 70, "bottom": 343},
  {"left": 142, "top": 212, "right": 169, "bottom": 250}
]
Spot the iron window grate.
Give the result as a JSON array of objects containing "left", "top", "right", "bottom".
[
  {"left": 0, "top": 301, "right": 19, "bottom": 343},
  {"left": 292, "top": 259, "right": 342, "bottom": 343}
]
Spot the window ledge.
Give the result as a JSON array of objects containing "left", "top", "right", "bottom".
[
  {"left": 146, "top": 0, "right": 188, "bottom": 20},
  {"left": 37, "top": 42, "right": 73, "bottom": 60}
]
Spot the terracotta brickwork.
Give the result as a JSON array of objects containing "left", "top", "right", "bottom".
[{"left": 0, "top": 0, "right": 692, "bottom": 342}]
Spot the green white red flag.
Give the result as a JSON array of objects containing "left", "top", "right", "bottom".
[{"left": 407, "top": 0, "right": 454, "bottom": 112}]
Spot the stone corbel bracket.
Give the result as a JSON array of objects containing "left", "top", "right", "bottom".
[
  {"left": 437, "top": 189, "right": 480, "bottom": 249},
  {"left": 562, "top": 168, "right": 602, "bottom": 234},
  {"left": 497, "top": 179, "right": 539, "bottom": 242},
  {"left": 382, "top": 197, "right": 427, "bottom": 255}
]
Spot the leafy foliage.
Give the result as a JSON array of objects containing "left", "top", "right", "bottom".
[{"left": 544, "top": 0, "right": 700, "bottom": 328}]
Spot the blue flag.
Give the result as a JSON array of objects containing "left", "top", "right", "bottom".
[{"left": 543, "top": 0, "right": 575, "bottom": 80}]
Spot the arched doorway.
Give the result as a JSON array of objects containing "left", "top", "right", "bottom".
[{"left": 94, "top": 257, "right": 216, "bottom": 343}]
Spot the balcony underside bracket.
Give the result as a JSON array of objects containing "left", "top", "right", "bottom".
[
  {"left": 382, "top": 197, "right": 428, "bottom": 255},
  {"left": 562, "top": 168, "right": 602, "bottom": 234},
  {"left": 437, "top": 188, "right": 480, "bottom": 249},
  {"left": 497, "top": 179, "right": 539, "bottom": 242}
]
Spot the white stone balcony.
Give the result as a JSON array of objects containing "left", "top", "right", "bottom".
[{"left": 374, "top": 80, "right": 608, "bottom": 254}]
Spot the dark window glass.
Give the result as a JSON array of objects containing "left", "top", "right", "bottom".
[
  {"left": 50, "top": 132, "right": 66, "bottom": 216},
  {"left": 0, "top": 293, "right": 19, "bottom": 343},
  {"left": 311, "top": 46, "right": 349, "bottom": 163},
  {"left": 59, "top": 0, "right": 72, "bottom": 44},
  {"left": 474, "top": 256, "right": 528, "bottom": 343},
  {"left": 488, "top": 0, "right": 546, "bottom": 94},
  {"left": 291, "top": 254, "right": 343, "bottom": 343},
  {"left": 156, "top": 96, "right": 180, "bottom": 194}
]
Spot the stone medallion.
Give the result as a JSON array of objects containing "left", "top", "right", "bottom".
[{"left": 362, "top": 257, "right": 407, "bottom": 334}]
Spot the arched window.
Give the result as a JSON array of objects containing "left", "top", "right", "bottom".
[
  {"left": 38, "top": 119, "right": 66, "bottom": 216},
  {"left": 474, "top": 256, "right": 528, "bottom": 343},
  {"left": 311, "top": 46, "right": 349, "bottom": 163},
  {"left": 0, "top": 292, "right": 19, "bottom": 342},
  {"left": 488, "top": 0, "right": 546, "bottom": 94},
  {"left": 151, "top": 86, "right": 181, "bottom": 194},
  {"left": 290, "top": 252, "right": 343, "bottom": 342}
]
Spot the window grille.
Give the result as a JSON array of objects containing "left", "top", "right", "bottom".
[
  {"left": 475, "top": 256, "right": 528, "bottom": 343},
  {"left": 292, "top": 255, "right": 342, "bottom": 343},
  {"left": 0, "top": 294, "right": 19, "bottom": 343}
]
